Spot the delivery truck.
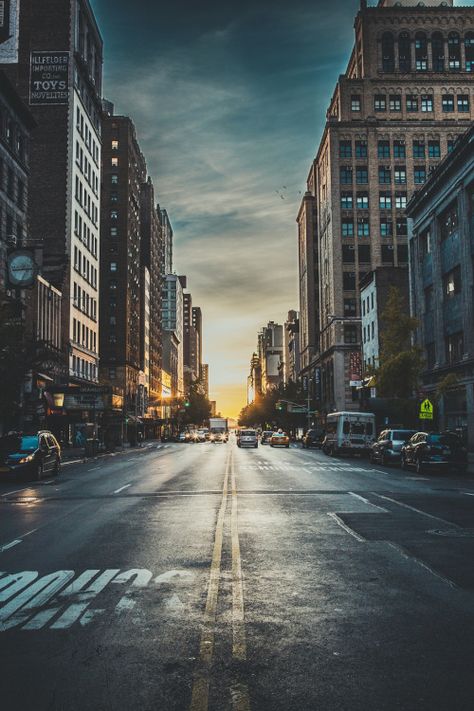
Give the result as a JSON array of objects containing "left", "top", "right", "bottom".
[{"left": 209, "top": 417, "right": 228, "bottom": 443}]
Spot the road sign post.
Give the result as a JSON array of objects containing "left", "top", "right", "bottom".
[{"left": 419, "top": 398, "right": 434, "bottom": 423}]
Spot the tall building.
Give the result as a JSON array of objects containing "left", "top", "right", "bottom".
[
  {"left": 200, "top": 363, "right": 209, "bottom": 399},
  {"left": 284, "top": 310, "right": 301, "bottom": 385},
  {"left": 247, "top": 353, "right": 262, "bottom": 404},
  {"left": 258, "top": 321, "right": 284, "bottom": 393},
  {"left": 299, "top": 0, "right": 474, "bottom": 414},
  {"left": 162, "top": 274, "right": 184, "bottom": 396},
  {"left": 0, "top": 0, "right": 104, "bottom": 386},
  {"left": 192, "top": 306, "right": 203, "bottom": 380},
  {"left": 297, "top": 191, "right": 318, "bottom": 381},
  {"left": 407, "top": 124, "right": 474, "bottom": 452},
  {"left": 183, "top": 292, "right": 198, "bottom": 391},
  {"left": 159, "top": 207, "right": 173, "bottom": 275},
  {"left": 99, "top": 110, "right": 147, "bottom": 416}
]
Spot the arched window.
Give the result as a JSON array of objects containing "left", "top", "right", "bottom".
[
  {"left": 399, "top": 32, "right": 411, "bottom": 72},
  {"left": 465, "top": 32, "right": 474, "bottom": 72},
  {"left": 382, "top": 32, "right": 395, "bottom": 72},
  {"left": 448, "top": 32, "right": 460, "bottom": 70},
  {"left": 432, "top": 32, "right": 444, "bottom": 72},
  {"left": 415, "top": 32, "right": 427, "bottom": 71}
]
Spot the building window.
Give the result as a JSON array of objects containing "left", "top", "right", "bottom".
[
  {"left": 110, "top": 261, "right": 118, "bottom": 272},
  {"left": 355, "top": 140, "right": 367, "bottom": 158},
  {"left": 344, "top": 325, "right": 358, "bottom": 344},
  {"left": 356, "top": 192, "right": 369, "bottom": 209},
  {"left": 374, "top": 94, "right": 386, "bottom": 112},
  {"left": 379, "top": 192, "right": 392, "bottom": 210},
  {"left": 342, "top": 219, "right": 354, "bottom": 237},
  {"left": 357, "top": 218, "right": 370, "bottom": 237},
  {"left": 343, "top": 272, "right": 356, "bottom": 291},
  {"left": 111, "top": 174, "right": 118, "bottom": 184},
  {"left": 393, "top": 140, "right": 406, "bottom": 159},
  {"left": 447, "top": 138, "right": 459, "bottom": 153},
  {"left": 413, "top": 140, "right": 425, "bottom": 158},
  {"left": 395, "top": 193, "right": 407, "bottom": 209},
  {"left": 110, "top": 192, "right": 118, "bottom": 203},
  {"left": 397, "top": 245, "right": 408, "bottom": 263},
  {"left": 358, "top": 245, "right": 371, "bottom": 263},
  {"left": 111, "top": 157, "right": 119, "bottom": 167},
  {"left": 420, "top": 228, "right": 431, "bottom": 257},
  {"left": 442, "top": 94, "right": 455, "bottom": 113},
  {"left": 382, "top": 32, "right": 395, "bottom": 72},
  {"left": 396, "top": 217, "right": 407, "bottom": 236},
  {"left": 356, "top": 167, "right": 368, "bottom": 184},
  {"left": 406, "top": 94, "right": 418, "bottom": 112},
  {"left": 111, "top": 140, "right": 119, "bottom": 150},
  {"left": 394, "top": 167, "right": 407, "bottom": 184},
  {"left": 344, "top": 298, "right": 356, "bottom": 316},
  {"left": 428, "top": 140, "right": 440, "bottom": 158},
  {"left": 379, "top": 167, "right": 391, "bottom": 184},
  {"left": 340, "top": 166, "right": 352, "bottom": 184},
  {"left": 341, "top": 192, "right": 353, "bottom": 209},
  {"left": 339, "top": 140, "right": 352, "bottom": 158},
  {"left": 109, "top": 280, "right": 117, "bottom": 290},
  {"left": 415, "top": 32, "right": 428, "bottom": 71},
  {"left": 381, "top": 245, "right": 394, "bottom": 264},
  {"left": 466, "top": 32, "right": 474, "bottom": 72},
  {"left": 398, "top": 32, "right": 411, "bottom": 72},
  {"left": 351, "top": 95, "right": 361, "bottom": 111},
  {"left": 378, "top": 140, "right": 390, "bottom": 158},
  {"left": 109, "top": 367, "right": 116, "bottom": 379},
  {"left": 448, "top": 32, "right": 461, "bottom": 71},
  {"left": 439, "top": 201, "right": 458, "bottom": 240},
  {"left": 457, "top": 95, "right": 470, "bottom": 112},
  {"left": 421, "top": 94, "right": 433, "bottom": 112},
  {"left": 342, "top": 245, "right": 355, "bottom": 263},
  {"left": 445, "top": 331, "right": 463, "bottom": 364},
  {"left": 432, "top": 32, "right": 444, "bottom": 72},
  {"left": 414, "top": 166, "right": 426, "bottom": 184},
  {"left": 110, "top": 210, "right": 118, "bottom": 220},
  {"left": 389, "top": 95, "right": 401, "bottom": 111},
  {"left": 380, "top": 218, "right": 393, "bottom": 237}
]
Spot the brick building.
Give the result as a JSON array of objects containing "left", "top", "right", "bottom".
[
  {"left": 299, "top": 0, "right": 474, "bottom": 415},
  {"left": 0, "top": 0, "right": 103, "bottom": 387},
  {"left": 99, "top": 110, "right": 147, "bottom": 418}
]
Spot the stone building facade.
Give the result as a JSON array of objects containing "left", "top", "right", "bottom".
[{"left": 299, "top": 0, "right": 474, "bottom": 415}]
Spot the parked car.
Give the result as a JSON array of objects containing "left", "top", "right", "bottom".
[
  {"left": 270, "top": 432, "right": 290, "bottom": 448},
  {"left": 196, "top": 429, "right": 208, "bottom": 442},
  {"left": 261, "top": 431, "right": 274, "bottom": 445},
  {"left": 302, "top": 428, "right": 325, "bottom": 449},
  {"left": 400, "top": 432, "right": 467, "bottom": 474},
  {"left": 369, "top": 429, "right": 417, "bottom": 465},
  {"left": 178, "top": 432, "right": 190, "bottom": 442},
  {"left": 0, "top": 431, "right": 61, "bottom": 481},
  {"left": 237, "top": 429, "right": 258, "bottom": 448},
  {"left": 322, "top": 412, "right": 376, "bottom": 457}
]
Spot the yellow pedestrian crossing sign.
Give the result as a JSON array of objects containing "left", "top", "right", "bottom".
[{"left": 419, "top": 398, "right": 434, "bottom": 420}]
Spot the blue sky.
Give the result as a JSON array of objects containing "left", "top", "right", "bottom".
[{"left": 90, "top": 0, "right": 360, "bottom": 416}]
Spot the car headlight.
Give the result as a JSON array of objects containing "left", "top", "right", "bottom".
[{"left": 18, "top": 454, "right": 34, "bottom": 464}]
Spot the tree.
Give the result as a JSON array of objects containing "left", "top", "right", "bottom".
[
  {"left": 374, "top": 286, "right": 424, "bottom": 399},
  {"left": 180, "top": 382, "right": 212, "bottom": 427},
  {"left": 238, "top": 381, "right": 307, "bottom": 430}
]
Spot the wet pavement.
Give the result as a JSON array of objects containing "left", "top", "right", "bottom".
[{"left": 1, "top": 438, "right": 474, "bottom": 710}]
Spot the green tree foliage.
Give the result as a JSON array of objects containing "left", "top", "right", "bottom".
[
  {"left": 180, "top": 381, "right": 212, "bottom": 426},
  {"left": 375, "top": 286, "right": 424, "bottom": 399},
  {"left": 238, "top": 381, "right": 306, "bottom": 429}
]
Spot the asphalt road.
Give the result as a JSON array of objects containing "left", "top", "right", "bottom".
[{"left": 1, "top": 438, "right": 474, "bottom": 711}]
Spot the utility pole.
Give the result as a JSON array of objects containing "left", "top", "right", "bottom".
[{"left": 307, "top": 378, "right": 312, "bottom": 431}]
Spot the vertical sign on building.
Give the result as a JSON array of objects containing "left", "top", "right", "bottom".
[
  {"left": 349, "top": 351, "right": 362, "bottom": 387},
  {"left": 29, "top": 51, "right": 70, "bottom": 105},
  {"left": 0, "top": 0, "right": 19, "bottom": 62}
]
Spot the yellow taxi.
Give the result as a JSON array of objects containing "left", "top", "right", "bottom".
[{"left": 270, "top": 431, "right": 290, "bottom": 448}]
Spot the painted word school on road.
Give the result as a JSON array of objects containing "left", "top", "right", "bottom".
[{"left": 0, "top": 568, "right": 192, "bottom": 631}]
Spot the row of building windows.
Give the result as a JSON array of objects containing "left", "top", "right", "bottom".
[
  {"left": 339, "top": 138, "right": 453, "bottom": 160},
  {"left": 367, "top": 93, "right": 470, "bottom": 114},
  {"left": 0, "top": 159, "right": 26, "bottom": 209},
  {"left": 75, "top": 105, "right": 100, "bottom": 164},
  {"left": 73, "top": 245, "right": 98, "bottom": 288},
  {"left": 362, "top": 292, "right": 375, "bottom": 316},
  {"left": 419, "top": 199, "right": 459, "bottom": 259},
  {"left": 341, "top": 192, "right": 408, "bottom": 210},
  {"left": 75, "top": 174, "right": 99, "bottom": 226},
  {"left": 75, "top": 140, "right": 99, "bottom": 196},
  {"left": 363, "top": 322, "right": 375, "bottom": 344},
  {"left": 74, "top": 210, "right": 98, "bottom": 257},
  {"left": 71, "top": 355, "right": 98, "bottom": 382},
  {"left": 380, "top": 31, "right": 474, "bottom": 74},
  {"left": 73, "top": 281, "right": 97, "bottom": 321},
  {"left": 426, "top": 331, "right": 464, "bottom": 370},
  {"left": 72, "top": 317, "right": 97, "bottom": 353},
  {"left": 342, "top": 244, "right": 408, "bottom": 263},
  {"left": 0, "top": 106, "right": 28, "bottom": 164}
]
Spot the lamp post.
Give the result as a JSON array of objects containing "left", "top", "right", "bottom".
[{"left": 307, "top": 377, "right": 312, "bottom": 431}]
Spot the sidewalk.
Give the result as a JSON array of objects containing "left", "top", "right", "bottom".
[{"left": 61, "top": 440, "right": 160, "bottom": 463}]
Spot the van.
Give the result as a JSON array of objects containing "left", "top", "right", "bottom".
[
  {"left": 322, "top": 411, "right": 375, "bottom": 456},
  {"left": 237, "top": 429, "right": 258, "bottom": 448}
]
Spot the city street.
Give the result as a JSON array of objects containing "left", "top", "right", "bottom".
[{"left": 1, "top": 438, "right": 474, "bottom": 711}]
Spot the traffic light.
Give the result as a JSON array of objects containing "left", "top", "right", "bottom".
[
  {"left": 276, "top": 401, "right": 287, "bottom": 413},
  {"left": 184, "top": 400, "right": 190, "bottom": 408}
]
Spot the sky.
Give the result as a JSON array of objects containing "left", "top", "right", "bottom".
[{"left": 90, "top": 0, "right": 360, "bottom": 418}]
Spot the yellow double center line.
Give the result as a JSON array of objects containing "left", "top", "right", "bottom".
[{"left": 190, "top": 448, "right": 250, "bottom": 711}]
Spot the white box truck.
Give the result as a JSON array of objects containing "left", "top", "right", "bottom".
[{"left": 209, "top": 417, "right": 228, "bottom": 443}]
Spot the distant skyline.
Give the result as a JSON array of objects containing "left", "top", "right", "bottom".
[{"left": 90, "top": 0, "right": 469, "bottom": 417}]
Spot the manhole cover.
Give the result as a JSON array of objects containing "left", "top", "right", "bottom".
[{"left": 427, "top": 528, "right": 474, "bottom": 538}]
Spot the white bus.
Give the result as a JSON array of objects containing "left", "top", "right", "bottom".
[{"left": 322, "top": 411, "right": 376, "bottom": 456}]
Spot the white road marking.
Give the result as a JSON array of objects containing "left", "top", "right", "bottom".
[
  {"left": 0, "top": 570, "right": 75, "bottom": 631},
  {"left": 372, "top": 493, "right": 463, "bottom": 528},
  {"left": 348, "top": 492, "right": 388, "bottom": 512},
  {"left": 113, "top": 483, "right": 131, "bottom": 494},
  {"left": 463, "top": 492, "right": 474, "bottom": 496},
  {"left": 61, "top": 459, "right": 84, "bottom": 467},
  {"left": 386, "top": 542, "right": 457, "bottom": 588},
  {"left": 1, "top": 487, "right": 30, "bottom": 497},
  {"left": 0, "top": 539, "right": 22, "bottom": 553},
  {"left": 327, "top": 512, "right": 366, "bottom": 542}
]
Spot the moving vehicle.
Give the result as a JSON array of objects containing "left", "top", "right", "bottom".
[
  {"left": 261, "top": 431, "right": 274, "bottom": 445},
  {"left": 270, "top": 432, "right": 290, "bottom": 448},
  {"left": 237, "top": 429, "right": 258, "bottom": 448},
  {"left": 196, "top": 429, "right": 208, "bottom": 442},
  {"left": 0, "top": 431, "right": 61, "bottom": 481},
  {"left": 302, "top": 428, "right": 325, "bottom": 449},
  {"left": 369, "top": 428, "right": 417, "bottom": 465},
  {"left": 322, "top": 412, "right": 376, "bottom": 457},
  {"left": 178, "top": 432, "right": 190, "bottom": 443},
  {"left": 209, "top": 417, "right": 228, "bottom": 442},
  {"left": 401, "top": 432, "right": 467, "bottom": 474}
]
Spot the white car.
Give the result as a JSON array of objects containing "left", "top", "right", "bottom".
[{"left": 237, "top": 429, "right": 258, "bottom": 448}]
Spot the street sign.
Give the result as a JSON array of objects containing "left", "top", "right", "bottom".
[
  {"left": 288, "top": 405, "right": 307, "bottom": 413},
  {"left": 419, "top": 398, "right": 434, "bottom": 420}
]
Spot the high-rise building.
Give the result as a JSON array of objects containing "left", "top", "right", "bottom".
[
  {"left": 284, "top": 310, "right": 300, "bottom": 385},
  {"left": 247, "top": 353, "right": 262, "bottom": 404},
  {"left": 159, "top": 207, "right": 173, "bottom": 275},
  {"left": 162, "top": 275, "right": 184, "bottom": 396},
  {"left": 192, "top": 306, "right": 203, "bottom": 380},
  {"left": 0, "top": 0, "right": 104, "bottom": 386},
  {"left": 99, "top": 110, "right": 147, "bottom": 415},
  {"left": 200, "top": 363, "right": 209, "bottom": 399},
  {"left": 299, "top": 0, "right": 474, "bottom": 414},
  {"left": 258, "top": 321, "right": 284, "bottom": 393}
]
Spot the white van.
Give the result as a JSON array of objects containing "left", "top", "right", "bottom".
[
  {"left": 322, "top": 411, "right": 376, "bottom": 456},
  {"left": 237, "top": 429, "right": 258, "bottom": 448}
]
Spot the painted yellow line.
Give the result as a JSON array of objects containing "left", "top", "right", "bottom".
[
  {"left": 230, "top": 450, "right": 251, "bottom": 711},
  {"left": 190, "top": 451, "right": 230, "bottom": 711}
]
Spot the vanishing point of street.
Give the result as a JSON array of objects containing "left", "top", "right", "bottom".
[{"left": 1, "top": 439, "right": 474, "bottom": 711}]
